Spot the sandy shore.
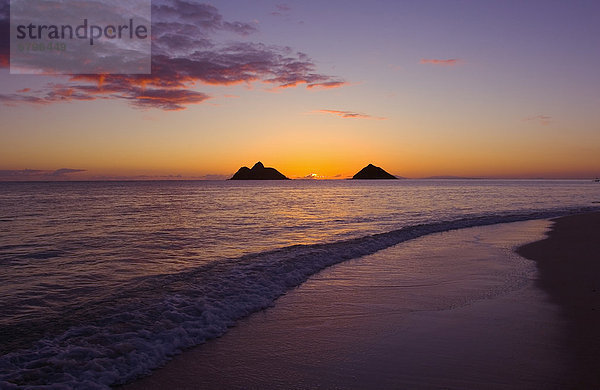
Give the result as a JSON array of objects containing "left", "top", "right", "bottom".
[
  {"left": 517, "top": 211, "right": 600, "bottom": 388},
  {"left": 121, "top": 218, "right": 586, "bottom": 389}
]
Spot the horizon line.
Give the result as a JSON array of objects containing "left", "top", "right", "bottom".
[{"left": 1, "top": 177, "right": 598, "bottom": 183}]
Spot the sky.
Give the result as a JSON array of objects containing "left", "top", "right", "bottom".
[{"left": 1, "top": 0, "right": 599, "bottom": 180}]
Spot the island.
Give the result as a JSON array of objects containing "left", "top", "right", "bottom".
[
  {"left": 230, "top": 162, "right": 290, "bottom": 180},
  {"left": 352, "top": 164, "right": 397, "bottom": 180}
]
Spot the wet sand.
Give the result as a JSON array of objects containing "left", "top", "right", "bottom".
[
  {"left": 121, "top": 218, "right": 582, "bottom": 389},
  {"left": 517, "top": 212, "right": 600, "bottom": 388}
]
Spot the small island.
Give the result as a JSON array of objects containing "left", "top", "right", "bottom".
[
  {"left": 352, "top": 164, "right": 397, "bottom": 180},
  {"left": 230, "top": 162, "right": 290, "bottom": 180}
]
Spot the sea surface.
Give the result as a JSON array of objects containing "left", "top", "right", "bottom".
[{"left": 0, "top": 179, "right": 599, "bottom": 388}]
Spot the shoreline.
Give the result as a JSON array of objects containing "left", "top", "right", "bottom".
[
  {"left": 4, "top": 209, "right": 599, "bottom": 388},
  {"left": 122, "top": 218, "right": 574, "bottom": 389},
  {"left": 517, "top": 211, "right": 600, "bottom": 387}
]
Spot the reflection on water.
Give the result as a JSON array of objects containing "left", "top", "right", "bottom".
[
  {"left": 0, "top": 180, "right": 598, "bottom": 318},
  {"left": 0, "top": 179, "right": 598, "bottom": 387}
]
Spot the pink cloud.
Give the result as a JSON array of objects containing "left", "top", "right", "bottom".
[
  {"left": 271, "top": 3, "right": 291, "bottom": 17},
  {"left": 523, "top": 114, "right": 553, "bottom": 125},
  {"left": 307, "top": 81, "right": 348, "bottom": 89},
  {"left": 315, "top": 109, "right": 386, "bottom": 120},
  {"left": 420, "top": 58, "right": 462, "bottom": 66}
]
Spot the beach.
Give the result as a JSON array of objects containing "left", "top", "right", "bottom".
[
  {"left": 122, "top": 214, "right": 600, "bottom": 389},
  {"left": 517, "top": 212, "right": 600, "bottom": 387}
]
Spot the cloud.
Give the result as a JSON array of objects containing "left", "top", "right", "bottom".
[
  {"left": 153, "top": 1, "right": 257, "bottom": 36},
  {"left": 0, "top": 0, "right": 344, "bottom": 110},
  {"left": 301, "top": 173, "right": 321, "bottom": 179},
  {"left": 307, "top": 81, "right": 348, "bottom": 89},
  {"left": 86, "top": 173, "right": 229, "bottom": 180},
  {"left": 271, "top": 3, "right": 291, "bottom": 17},
  {"left": 0, "top": 168, "right": 86, "bottom": 181},
  {"left": 0, "top": 169, "right": 45, "bottom": 178},
  {"left": 523, "top": 114, "right": 552, "bottom": 125},
  {"left": 51, "top": 168, "right": 87, "bottom": 176},
  {"left": 195, "top": 174, "right": 229, "bottom": 180},
  {"left": 315, "top": 109, "right": 387, "bottom": 120},
  {"left": 420, "top": 58, "right": 462, "bottom": 66},
  {"left": 130, "top": 88, "right": 210, "bottom": 111},
  {"left": 0, "top": 169, "right": 229, "bottom": 181},
  {"left": 0, "top": 93, "right": 50, "bottom": 106}
]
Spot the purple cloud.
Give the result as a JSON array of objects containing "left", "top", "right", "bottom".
[
  {"left": 0, "top": 0, "right": 344, "bottom": 110},
  {"left": 153, "top": 1, "right": 256, "bottom": 35},
  {"left": 129, "top": 88, "right": 210, "bottom": 111},
  {"left": 0, "top": 168, "right": 87, "bottom": 181},
  {"left": 51, "top": 168, "right": 87, "bottom": 176}
]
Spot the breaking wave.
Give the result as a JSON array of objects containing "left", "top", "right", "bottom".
[{"left": 1, "top": 206, "right": 598, "bottom": 389}]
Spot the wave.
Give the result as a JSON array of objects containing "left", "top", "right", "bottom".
[{"left": 1, "top": 206, "right": 598, "bottom": 389}]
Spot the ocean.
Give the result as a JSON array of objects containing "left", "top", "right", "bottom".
[{"left": 0, "top": 179, "right": 599, "bottom": 388}]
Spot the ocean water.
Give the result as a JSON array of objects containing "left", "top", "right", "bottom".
[{"left": 0, "top": 179, "right": 598, "bottom": 388}]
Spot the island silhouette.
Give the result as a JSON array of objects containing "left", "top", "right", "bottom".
[
  {"left": 230, "top": 162, "right": 290, "bottom": 180},
  {"left": 352, "top": 164, "right": 397, "bottom": 179}
]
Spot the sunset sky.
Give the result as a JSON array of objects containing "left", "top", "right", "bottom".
[{"left": 1, "top": 0, "right": 599, "bottom": 180}]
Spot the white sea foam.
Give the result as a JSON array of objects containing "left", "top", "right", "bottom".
[{"left": 0, "top": 206, "right": 598, "bottom": 389}]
